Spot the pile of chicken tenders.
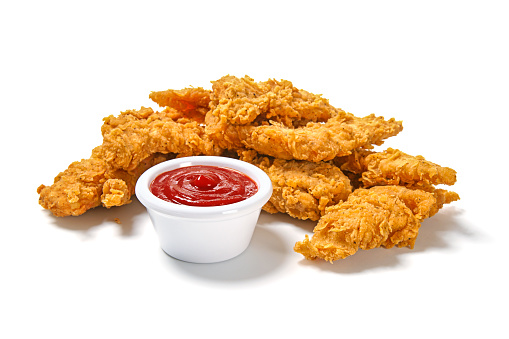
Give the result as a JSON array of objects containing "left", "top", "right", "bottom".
[{"left": 38, "top": 75, "right": 459, "bottom": 262}]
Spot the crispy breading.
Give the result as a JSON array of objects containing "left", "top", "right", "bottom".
[
  {"left": 91, "top": 106, "right": 222, "bottom": 172},
  {"left": 149, "top": 87, "right": 211, "bottom": 124},
  {"left": 101, "top": 179, "right": 131, "bottom": 208},
  {"left": 38, "top": 106, "right": 222, "bottom": 217},
  {"left": 205, "top": 75, "right": 403, "bottom": 162},
  {"left": 206, "top": 109, "right": 403, "bottom": 162},
  {"left": 238, "top": 150, "right": 352, "bottom": 221},
  {"left": 210, "top": 75, "right": 339, "bottom": 126},
  {"left": 38, "top": 158, "right": 110, "bottom": 217},
  {"left": 336, "top": 147, "right": 457, "bottom": 188},
  {"left": 294, "top": 186, "right": 460, "bottom": 262},
  {"left": 38, "top": 154, "right": 173, "bottom": 217},
  {"left": 428, "top": 188, "right": 461, "bottom": 218}
]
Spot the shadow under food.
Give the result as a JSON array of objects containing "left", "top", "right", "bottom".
[
  {"left": 49, "top": 196, "right": 148, "bottom": 237},
  {"left": 160, "top": 225, "right": 287, "bottom": 282}
]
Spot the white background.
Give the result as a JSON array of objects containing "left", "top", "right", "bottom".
[{"left": 1, "top": 1, "right": 508, "bottom": 338}]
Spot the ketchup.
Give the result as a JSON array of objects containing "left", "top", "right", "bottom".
[{"left": 149, "top": 165, "right": 258, "bottom": 206}]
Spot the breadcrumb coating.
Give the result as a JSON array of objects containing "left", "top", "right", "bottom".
[
  {"left": 38, "top": 154, "right": 173, "bottom": 217},
  {"left": 210, "top": 75, "right": 338, "bottom": 126},
  {"left": 336, "top": 147, "right": 457, "bottom": 188},
  {"left": 238, "top": 150, "right": 352, "bottom": 221},
  {"left": 294, "top": 186, "right": 460, "bottom": 262},
  {"left": 205, "top": 75, "right": 403, "bottom": 162},
  {"left": 38, "top": 105, "right": 220, "bottom": 217}
]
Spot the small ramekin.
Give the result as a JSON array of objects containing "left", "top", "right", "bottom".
[{"left": 135, "top": 156, "right": 273, "bottom": 263}]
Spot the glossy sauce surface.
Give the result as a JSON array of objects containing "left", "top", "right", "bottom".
[{"left": 150, "top": 165, "right": 258, "bottom": 206}]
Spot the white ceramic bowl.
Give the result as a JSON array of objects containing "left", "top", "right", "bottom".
[{"left": 135, "top": 156, "right": 273, "bottom": 263}]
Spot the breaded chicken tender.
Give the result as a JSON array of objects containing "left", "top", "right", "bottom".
[
  {"left": 39, "top": 106, "right": 223, "bottom": 217},
  {"left": 205, "top": 76, "right": 403, "bottom": 162},
  {"left": 294, "top": 186, "right": 460, "bottom": 262},
  {"left": 249, "top": 113, "right": 403, "bottom": 162},
  {"left": 38, "top": 153, "right": 172, "bottom": 217},
  {"left": 91, "top": 106, "right": 222, "bottom": 172},
  {"left": 336, "top": 147, "right": 457, "bottom": 189},
  {"left": 206, "top": 108, "right": 403, "bottom": 162},
  {"left": 238, "top": 150, "right": 352, "bottom": 221},
  {"left": 209, "top": 75, "right": 339, "bottom": 126}
]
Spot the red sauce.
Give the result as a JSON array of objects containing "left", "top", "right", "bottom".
[{"left": 149, "top": 165, "right": 258, "bottom": 207}]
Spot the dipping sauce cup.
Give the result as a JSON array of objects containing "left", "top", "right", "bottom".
[{"left": 135, "top": 156, "right": 273, "bottom": 263}]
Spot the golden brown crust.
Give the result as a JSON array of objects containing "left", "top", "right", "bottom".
[
  {"left": 294, "top": 186, "right": 457, "bottom": 262},
  {"left": 207, "top": 111, "right": 403, "bottom": 162},
  {"left": 38, "top": 158, "right": 109, "bottom": 217},
  {"left": 336, "top": 147, "right": 457, "bottom": 188},
  {"left": 101, "top": 179, "right": 131, "bottom": 208},
  {"left": 38, "top": 153, "right": 174, "bottom": 217},
  {"left": 38, "top": 104, "right": 222, "bottom": 217},
  {"left": 238, "top": 150, "right": 352, "bottom": 221},
  {"left": 150, "top": 87, "right": 210, "bottom": 108},
  {"left": 149, "top": 87, "right": 211, "bottom": 123},
  {"left": 206, "top": 75, "right": 403, "bottom": 162},
  {"left": 92, "top": 107, "right": 222, "bottom": 172},
  {"left": 210, "top": 75, "right": 338, "bottom": 126}
]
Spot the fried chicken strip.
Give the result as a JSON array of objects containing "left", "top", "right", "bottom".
[
  {"left": 206, "top": 75, "right": 403, "bottom": 162},
  {"left": 210, "top": 75, "right": 339, "bottom": 126},
  {"left": 335, "top": 147, "right": 457, "bottom": 188},
  {"left": 91, "top": 106, "right": 222, "bottom": 172},
  {"left": 38, "top": 106, "right": 223, "bottom": 217},
  {"left": 238, "top": 150, "right": 352, "bottom": 221},
  {"left": 38, "top": 153, "right": 173, "bottom": 217},
  {"left": 294, "top": 185, "right": 460, "bottom": 262},
  {"left": 206, "top": 109, "right": 403, "bottom": 162}
]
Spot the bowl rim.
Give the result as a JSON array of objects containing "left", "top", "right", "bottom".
[{"left": 135, "top": 156, "right": 273, "bottom": 219}]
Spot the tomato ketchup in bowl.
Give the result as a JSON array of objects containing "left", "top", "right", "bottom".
[
  {"left": 135, "top": 156, "right": 272, "bottom": 263},
  {"left": 149, "top": 165, "right": 258, "bottom": 207}
]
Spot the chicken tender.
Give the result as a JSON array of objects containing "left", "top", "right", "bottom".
[
  {"left": 39, "top": 106, "right": 222, "bottom": 217},
  {"left": 210, "top": 75, "right": 339, "bottom": 126},
  {"left": 205, "top": 75, "right": 403, "bottom": 162},
  {"left": 336, "top": 147, "right": 457, "bottom": 189},
  {"left": 207, "top": 109, "right": 403, "bottom": 162},
  {"left": 91, "top": 106, "right": 222, "bottom": 172},
  {"left": 38, "top": 153, "right": 172, "bottom": 217},
  {"left": 294, "top": 186, "right": 460, "bottom": 262},
  {"left": 238, "top": 150, "right": 352, "bottom": 221}
]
